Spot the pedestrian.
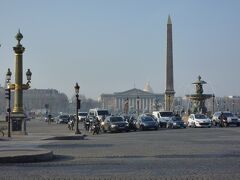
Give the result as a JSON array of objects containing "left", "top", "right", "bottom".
[{"left": 48, "top": 114, "right": 52, "bottom": 124}]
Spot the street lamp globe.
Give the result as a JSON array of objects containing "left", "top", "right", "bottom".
[
  {"left": 6, "top": 68, "right": 12, "bottom": 83},
  {"left": 26, "top": 69, "right": 32, "bottom": 82}
]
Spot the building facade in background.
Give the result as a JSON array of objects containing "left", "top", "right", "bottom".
[
  {"left": 23, "top": 89, "right": 69, "bottom": 116},
  {"left": 100, "top": 83, "right": 164, "bottom": 114},
  {"left": 0, "top": 87, "right": 69, "bottom": 117}
]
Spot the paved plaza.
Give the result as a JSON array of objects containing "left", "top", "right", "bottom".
[{"left": 0, "top": 119, "right": 240, "bottom": 180}]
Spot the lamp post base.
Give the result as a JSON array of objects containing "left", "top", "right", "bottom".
[
  {"left": 11, "top": 112, "right": 28, "bottom": 135},
  {"left": 75, "top": 129, "right": 81, "bottom": 134}
]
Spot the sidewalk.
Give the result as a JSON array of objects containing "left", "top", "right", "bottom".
[{"left": 0, "top": 119, "right": 86, "bottom": 163}]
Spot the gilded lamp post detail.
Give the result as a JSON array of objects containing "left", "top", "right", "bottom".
[{"left": 7, "top": 30, "right": 32, "bottom": 134}]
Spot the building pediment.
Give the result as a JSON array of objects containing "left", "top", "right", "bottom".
[{"left": 114, "top": 88, "right": 155, "bottom": 97}]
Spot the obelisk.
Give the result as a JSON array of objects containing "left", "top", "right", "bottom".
[{"left": 165, "top": 15, "right": 175, "bottom": 111}]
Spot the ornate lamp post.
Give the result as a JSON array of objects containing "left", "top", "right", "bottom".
[
  {"left": 6, "top": 68, "right": 12, "bottom": 137},
  {"left": 74, "top": 83, "right": 81, "bottom": 134},
  {"left": 7, "top": 30, "right": 32, "bottom": 135}
]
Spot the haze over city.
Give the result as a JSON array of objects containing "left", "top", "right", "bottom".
[{"left": 0, "top": 0, "right": 239, "bottom": 99}]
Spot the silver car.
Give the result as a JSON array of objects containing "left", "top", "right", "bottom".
[{"left": 212, "top": 111, "right": 238, "bottom": 127}]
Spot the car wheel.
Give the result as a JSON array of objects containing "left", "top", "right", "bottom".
[
  {"left": 224, "top": 122, "right": 228, "bottom": 127},
  {"left": 102, "top": 127, "right": 107, "bottom": 133},
  {"left": 212, "top": 120, "right": 217, "bottom": 126},
  {"left": 108, "top": 127, "right": 113, "bottom": 133},
  {"left": 167, "top": 124, "right": 171, "bottom": 129}
]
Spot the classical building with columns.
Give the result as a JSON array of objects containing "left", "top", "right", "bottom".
[
  {"left": 100, "top": 83, "right": 164, "bottom": 113},
  {"left": 101, "top": 16, "right": 175, "bottom": 113}
]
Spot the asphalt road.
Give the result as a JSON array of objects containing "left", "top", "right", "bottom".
[{"left": 0, "top": 119, "right": 240, "bottom": 180}]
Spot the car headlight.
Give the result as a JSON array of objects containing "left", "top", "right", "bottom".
[{"left": 111, "top": 124, "right": 117, "bottom": 128}]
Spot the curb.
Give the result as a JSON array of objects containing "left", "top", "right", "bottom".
[{"left": 0, "top": 148, "right": 53, "bottom": 163}]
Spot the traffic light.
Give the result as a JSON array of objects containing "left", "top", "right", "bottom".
[{"left": 5, "top": 88, "right": 10, "bottom": 99}]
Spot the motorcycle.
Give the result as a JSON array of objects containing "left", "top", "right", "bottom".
[
  {"left": 89, "top": 121, "right": 100, "bottom": 135},
  {"left": 84, "top": 119, "right": 90, "bottom": 131},
  {"left": 68, "top": 119, "right": 74, "bottom": 130},
  {"left": 219, "top": 116, "right": 228, "bottom": 127},
  {"left": 127, "top": 116, "right": 137, "bottom": 131}
]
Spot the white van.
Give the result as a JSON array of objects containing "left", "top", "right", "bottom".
[
  {"left": 152, "top": 111, "right": 174, "bottom": 128},
  {"left": 88, "top": 108, "right": 110, "bottom": 121}
]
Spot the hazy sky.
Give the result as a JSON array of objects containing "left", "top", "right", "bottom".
[{"left": 0, "top": 0, "right": 239, "bottom": 99}]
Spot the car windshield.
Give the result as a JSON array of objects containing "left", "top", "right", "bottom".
[
  {"left": 79, "top": 112, "right": 87, "bottom": 116},
  {"left": 160, "top": 112, "right": 173, "bottom": 117},
  {"left": 223, "top": 112, "right": 233, "bottom": 117},
  {"left": 110, "top": 117, "right": 124, "bottom": 122},
  {"left": 60, "top": 115, "right": 69, "bottom": 119},
  {"left": 195, "top": 114, "right": 206, "bottom": 119},
  {"left": 172, "top": 116, "right": 182, "bottom": 121},
  {"left": 142, "top": 116, "right": 154, "bottom": 122},
  {"left": 97, "top": 110, "right": 109, "bottom": 116}
]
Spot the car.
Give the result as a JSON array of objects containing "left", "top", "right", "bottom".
[
  {"left": 102, "top": 116, "right": 129, "bottom": 133},
  {"left": 136, "top": 114, "right": 159, "bottom": 131},
  {"left": 145, "top": 113, "right": 158, "bottom": 122},
  {"left": 44, "top": 114, "right": 55, "bottom": 123},
  {"left": 238, "top": 115, "right": 240, "bottom": 126},
  {"left": 166, "top": 116, "right": 186, "bottom": 128},
  {"left": 152, "top": 111, "right": 174, "bottom": 128},
  {"left": 187, "top": 114, "right": 211, "bottom": 128},
  {"left": 78, "top": 112, "right": 88, "bottom": 122},
  {"left": 88, "top": 108, "right": 110, "bottom": 122},
  {"left": 212, "top": 111, "right": 238, "bottom": 127},
  {"left": 56, "top": 114, "right": 70, "bottom": 124}
]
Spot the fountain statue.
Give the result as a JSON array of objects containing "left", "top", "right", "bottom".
[{"left": 186, "top": 76, "right": 213, "bottom": 114}]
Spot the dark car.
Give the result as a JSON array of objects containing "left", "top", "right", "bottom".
[
  {"left": 166, "top": 116, "right": 186, "bottom": 128},
  {"left": 102, "top": 116, "right": 129, "bottom": 133},
  {"left": 56, "top": 114, "right": 70, "bottom": 124},
  {"left": 136, "top": 114, "right": 158, "bottom": 131}
]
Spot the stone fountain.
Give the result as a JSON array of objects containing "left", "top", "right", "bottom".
[{"left": 186, "top": 76, "right": 213, "bottom": 114}]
